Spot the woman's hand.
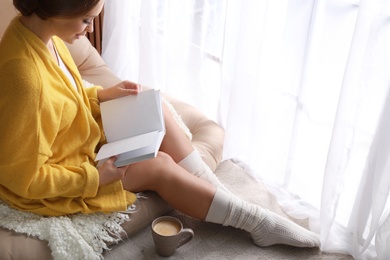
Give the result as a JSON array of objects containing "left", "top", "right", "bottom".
[
  {"left": 97, "top": 80, "right": 142, "bottom": 102},
  {"left": 97, "top": 156, "right": 128, "bottom": 187}
]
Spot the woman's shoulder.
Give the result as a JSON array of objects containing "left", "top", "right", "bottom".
[
  {"left": 0, "top": 17, "right": 49, "bottom": 66},
  {"left": 0, "top": 32, "right": 42, "bottom": 99},
  {"left": 0, "top": 44, "right": 41, "bottom": 88},
  {"left": 0, "top": 58, "right": 41, "bottom": 101},
  {"left": 0, "top": 19, "right": 46, "bottom": 89},
  {"left": 0, "top": 38, "right": 38, "bottom": 72}
]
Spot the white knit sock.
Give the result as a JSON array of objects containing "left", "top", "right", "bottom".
[
  {"left": 206, "top": 188, "right": 320, "bottom": 248},
  {"left": 178, "top": 150, "right": 230, "bottom": 192}
]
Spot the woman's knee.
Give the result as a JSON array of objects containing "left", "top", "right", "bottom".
[
  {"left": 148, "top": 151, "right": 177, "bottom": 173},
  {"left": 121, "top": 152, "right": 177, "bottom": 191},
  {"left": 132, "top": 151, "right": 174, "bottom": 171}
]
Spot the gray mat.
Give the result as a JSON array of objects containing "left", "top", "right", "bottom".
[{"left": 104, "top": 160, "right": 353, "bottom": 260}]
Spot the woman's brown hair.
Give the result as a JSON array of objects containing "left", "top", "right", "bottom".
[{"left": 13, "top": 0, "right": 101, "bottom": 19}]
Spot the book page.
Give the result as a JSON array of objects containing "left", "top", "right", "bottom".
[
  {"left": 95, "top": 89, "right": 166, "bottom": 165},
  {"left": 100, "top": 90, "right": 164, "bottom": 143},
  {"left": 95, "top": 131, "right": 160, "bottom": 161}
]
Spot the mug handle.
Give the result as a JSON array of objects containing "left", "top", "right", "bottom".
[{"left": 176, "top": 228, "right": 194, "bottom": 248}]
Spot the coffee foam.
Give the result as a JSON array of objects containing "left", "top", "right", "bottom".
[{"left": 154, "top": 220, "right": 181, "bottom": 236}]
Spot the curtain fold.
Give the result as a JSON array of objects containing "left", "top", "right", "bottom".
[
  {"left": 101, "top": 0, "right": 390, "bottom": 258},
  {"left": 87, "top": 8, "right": 104, "bottom": 53}
]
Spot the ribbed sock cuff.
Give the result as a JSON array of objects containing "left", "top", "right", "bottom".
[
  {"left": 205, "top": 188, "right": 231, "bottom": 224},
  {"left": 178, "top": 150, "right": 202, "bottom": 173}
]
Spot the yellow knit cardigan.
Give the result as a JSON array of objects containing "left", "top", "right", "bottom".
[{"left": 0, "top": 17, "right": 136, "bottom": 216}]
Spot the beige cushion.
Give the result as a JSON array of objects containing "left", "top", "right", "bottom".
[
  {"left": 0, "top": 0, "right": 15, "bottom": 41},
  {"left": 0, "top": 192, "right": 171, "bottom": 260},
  {"left": 0, "top": 1, "right": 224, "bottom": 258}
]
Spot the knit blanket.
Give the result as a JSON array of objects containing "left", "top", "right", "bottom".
[{"left": 0, "top": 198, "right": 141, "bottom": 260}]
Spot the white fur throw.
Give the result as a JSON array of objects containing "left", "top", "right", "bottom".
[{"left": 0, "top": 200, "right": 135, "bottom": 260}]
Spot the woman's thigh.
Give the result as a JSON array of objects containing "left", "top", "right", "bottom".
[{"left": 159, "top": 103, "right": 194, "bottom": 163}]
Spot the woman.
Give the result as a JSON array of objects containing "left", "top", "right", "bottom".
[{"left": 0, "top": 0, "right": 320, "bottom": 250}]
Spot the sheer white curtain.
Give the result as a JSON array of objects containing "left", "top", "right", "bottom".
[{"left": 102, "top": 0, "right": 390, "bottom": 259}]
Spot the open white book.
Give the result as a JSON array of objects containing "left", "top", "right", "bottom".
[{"left": 95, "top": 89, "right": 165, "bottom": 167}]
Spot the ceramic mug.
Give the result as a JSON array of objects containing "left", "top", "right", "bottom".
[{"left": 151, "top": 216, "right": 194, "bottom": 257}]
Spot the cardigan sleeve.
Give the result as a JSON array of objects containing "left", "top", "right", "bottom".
[
  {"left": 84, "top": 85, "right": 103, "bottom": 121},
  {"left": 0, "top": 58, "right": 99, "bottom": 201}
]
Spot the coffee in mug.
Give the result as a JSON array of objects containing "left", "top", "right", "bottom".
[
  {"left": 153, "top": 219, "right": 181, "bottom": 236},
  {"left": 151, "top": 216, "right": 194, "bottom": 257}
]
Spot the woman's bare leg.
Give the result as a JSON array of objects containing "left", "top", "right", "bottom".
[
  {"left": 158, "top": 103, "right": 228, "bottom": 191},
  {"left": 121, "top": 152, "right": 320, "bottom": 248},
  {"left": 159, "top": 103, "right": 194, "bottom": 163},
  {"left": 122, "top": 152, "right": 215, "bottom": 219}
]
